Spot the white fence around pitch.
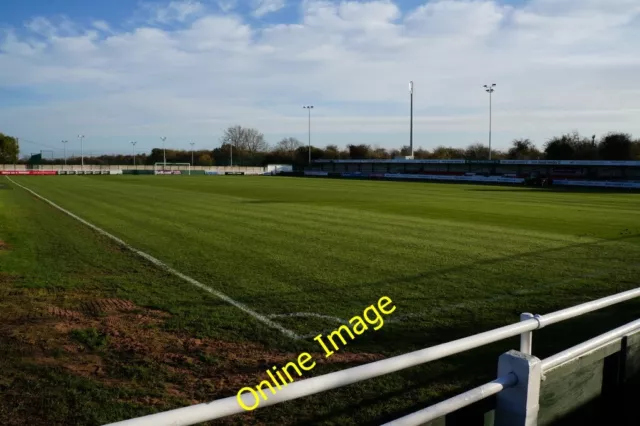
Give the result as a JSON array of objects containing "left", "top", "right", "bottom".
[
  {"left": 104, "top": 287, "right": 640, "bottom": 426},
  {"left": 0, "top": 164, "right": 270, "bottom": 174}
]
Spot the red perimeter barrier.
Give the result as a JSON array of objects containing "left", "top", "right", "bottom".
[{"left": 0, "top": 170, "right": 58, "bottom": 175}]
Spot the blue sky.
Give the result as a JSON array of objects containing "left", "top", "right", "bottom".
[{"left": 1, "top": 0, "right": 639, "bottom": 157}]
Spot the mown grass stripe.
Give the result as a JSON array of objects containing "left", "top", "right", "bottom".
[
  {"left": 5, "top": 176, "right": 302, "bottom": 340},
  {"left": 11, "top": 176, "right": 640, "bottom": 336}
]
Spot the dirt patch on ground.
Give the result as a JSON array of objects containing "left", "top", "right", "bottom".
[
  {"left": 83, "top": 298, "right": 138, "bottom": 315},
  {"left": 47, "top": 306, "right": 84, "bottom": 320},
  {"left": 0, "top": 240, "right": 10, "bottom": 251},
  {"left": 0, "top": 278, "right": 21, "bottom": 291},
  {"left": 0, "top": 274, "right": 19, "bottom": 288},
  {"left": 0, "top": 290, "right": 385, "bottom": 415}
]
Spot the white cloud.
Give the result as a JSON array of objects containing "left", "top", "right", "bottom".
[
  {"left": 1, "top": 0, "right": 640, "bottom": 152},
  {"left": 24, "top": 17, "right": 59, "bottom": 38},
  {"left": 92, "top": 20, "right": 112, "bottom": 33},
  {"left": 406, "top": 0, "right": 505, "bottom": 38},
  {"left": 253, "top": 0, "right": 287, "bottom": 17},
  {"left": 143, "top": 0, "right": 205, "bottom": 24},
  {"left": 217, "top": 0, "right": 237, "bottom": 12}
]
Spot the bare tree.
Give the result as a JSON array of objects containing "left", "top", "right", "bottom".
[
  {"left": 220, "top": 126, "right": 268, "bottom": 153},
  {"left": 220, "top": 125, "right": 242, "bottom": 149},
  {"left": 244, "top": 128, "right": 269, "bottom": 153},
  {"left": 275, "top": 137, "right": 302, "bottom": 153}
]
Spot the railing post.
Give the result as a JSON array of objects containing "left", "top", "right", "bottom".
[
  {"left": 495, "top": 350, "right": 542, "bottom": 426},
  {"left": 520, "top": 313, "right": 534, "bottom": 354}
]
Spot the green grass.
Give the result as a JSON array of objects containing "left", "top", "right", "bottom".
[
  {"left": 1, "top": 175, "right": 640, "bottom": 425},
  {"left": 7, "top": 175, "right": 640, "bottom": 345},
  {"left": 70, "top": 328, "right": 110, "bottom": 351}
]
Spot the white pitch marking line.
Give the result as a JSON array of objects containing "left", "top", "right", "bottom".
[
  {"left": 267, "top": 313, "right": 350, "bottom": 339},
  {"left": 6, "top": 176, "right": 301, "bottom": 340},
  {"left": 266, "top": 313, "right": 397, "bottom": 339},
  {"left": 272, "top": 261, "right": 640, "bottom": 327},
  {"left": 269, "top": 261, "right": 640, "bottom": 327}
]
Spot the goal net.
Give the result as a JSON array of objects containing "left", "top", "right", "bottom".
[{"left": 154, "top": 162, "right": 191, "bottom": 175}]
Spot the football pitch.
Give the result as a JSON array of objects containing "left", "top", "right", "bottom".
[{"left": 1, "top": 175, "right": 640, "bottom": 425}]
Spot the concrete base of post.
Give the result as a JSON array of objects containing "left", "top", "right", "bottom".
[{"left": 495, "top": 350, "right": 542, "bottom": 426}]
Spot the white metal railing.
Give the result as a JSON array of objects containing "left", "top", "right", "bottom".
[
  {"left": 541, "top": 318, "right": 640, "bottom": 372},
  {"left": 388, "top": 317, "right": 640, "bottom": 426},
  {"left": 382, "top": 374, "right": 518, "bottom": 426},
  {"left": 104, "top": 287, "right": 640, "bottom": 426}
]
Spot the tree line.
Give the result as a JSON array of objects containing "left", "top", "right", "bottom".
[
  {"left": 3, "top": 127, "right": 640, "bottom": 166},
  {"left": 0, "top": 133, "right": 20, "bottom": 164}
]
